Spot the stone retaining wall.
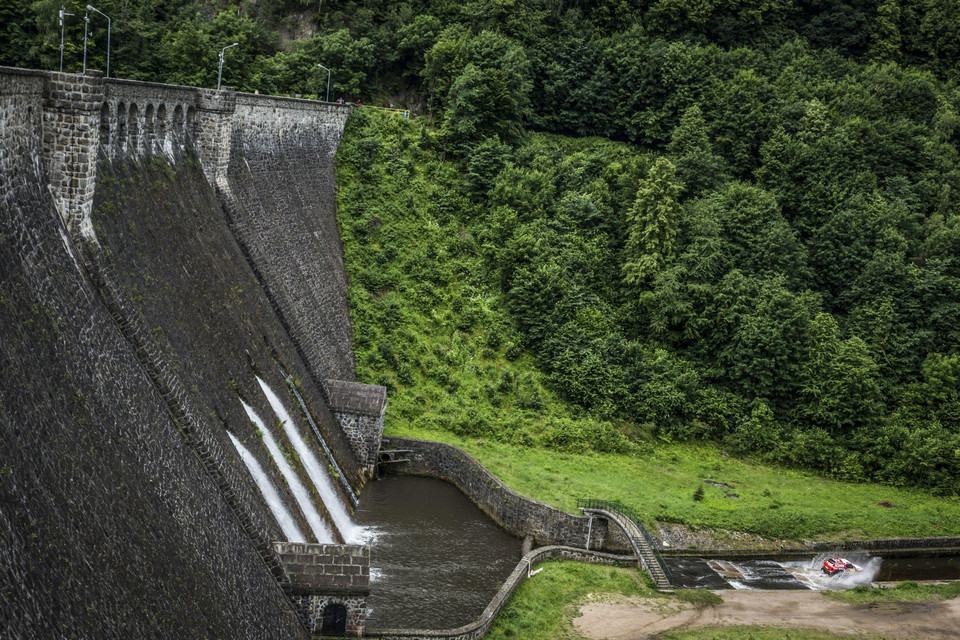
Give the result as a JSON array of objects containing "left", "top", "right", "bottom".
[
  {"left": 365, "top": 546, "right": 635, "bottom": 640},
  {"left": 382, "top": 438, "right": 632, "bottom": 552}
]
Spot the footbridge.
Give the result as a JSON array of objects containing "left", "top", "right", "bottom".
[{"left": 579, "top": 499, "right": 673, "bottom": 590}]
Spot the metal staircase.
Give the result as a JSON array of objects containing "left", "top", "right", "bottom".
[{"left": 579, "top": 499, "right": 673, "bottom": 590}]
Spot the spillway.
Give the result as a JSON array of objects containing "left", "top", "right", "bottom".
[
  {"left": 256, "top": 377, "right": 363, "bottom": 543},
  {"left": 241, "top": 400, "right": 335, "bottom": 543},
  {"left": 228, "top": 431, "right": 305, "bottom": 542}
]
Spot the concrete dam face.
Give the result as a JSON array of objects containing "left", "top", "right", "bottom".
[{"left": 0, "top": 68, "right": 385, "bottom": 637}]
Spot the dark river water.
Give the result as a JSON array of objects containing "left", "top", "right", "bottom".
[{"left": 354, "top": 475, "right": 523, "bottom": 630}]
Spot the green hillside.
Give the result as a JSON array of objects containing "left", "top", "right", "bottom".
[{"left": 336, "top": 109, "right": 960, "bottom": 540}]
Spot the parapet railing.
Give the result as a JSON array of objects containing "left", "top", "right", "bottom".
[{"left": 577, "top": 498, "right": 674, "bottom": 585}]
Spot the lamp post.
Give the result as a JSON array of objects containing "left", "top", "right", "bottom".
[
  {"left": 86, "top": 5, "right": 111, "bottom": 78},
  {"left": 217, "top": 42, "right": 239, "bottom": 91},
  {"left": 58, "top": 6, "right": 74, "bottom": 73},
  {"left": 81, "top": 10, "right": 89, "bottom": 74},
  {"left": 316, "top": 63, "right": 331, "bottom": 102}
]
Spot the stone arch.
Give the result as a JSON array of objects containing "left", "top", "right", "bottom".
[
  {"left": 128, "top": 103, "right": 140, "bottom": 154},
  {"left": 99, "top": 101, "right": 111, "bottom": 158},
  {"left": 185, "top": 105, "right": 196, "bottom": 148},
  {"left": 172, "top": 104, "right": 185, "bottom": 149},
  {"left": 116, "top": 102, "right": 127, "bottom": 154},
  {"left": 144, "top": 103, "right": 156, "bottom": 154},
  {"left": 156, "top": 104, "right": 168, "bottom": 154}
]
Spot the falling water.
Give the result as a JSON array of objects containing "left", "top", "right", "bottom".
[
  {"left": 227, "top": 431, "right": 305, "bottom": 542},
  {"left": 256, "top": 377, "right": 363, "bottom": 543},
  {"left": 279, "top": 366, "right": 358, "bottom": 507},
  {"left": 241, "top": 400, "right": 335, "bottom": 543}
]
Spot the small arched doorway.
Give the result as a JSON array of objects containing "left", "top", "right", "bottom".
[{"left": 320, "top": 602, "right": 347, "bottom": 635}]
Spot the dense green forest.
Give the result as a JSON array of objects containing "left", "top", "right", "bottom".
[{"left": 6, "top": 1, "right": 960, "bottom": 496}]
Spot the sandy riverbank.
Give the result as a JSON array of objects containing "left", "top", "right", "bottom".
[{"left": 574, "top": 590, "right": 960, "bottom": 639}]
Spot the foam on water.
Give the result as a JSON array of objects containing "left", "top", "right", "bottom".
[
  {"left": 241, "top": 400, "right": 335, "bottom": 543},
  {"left": 227, "top": 431, "right": 305, "bottom": 542},
  {"left": 256, "top": 377, "right": 365, "bottom": 543},
  {"left": 780, "top": 553, "right": 882, "bottom": 590}
]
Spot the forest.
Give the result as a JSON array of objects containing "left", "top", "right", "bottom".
[{"left": 4, "top": 0, "right": 959, "bottom": 495}]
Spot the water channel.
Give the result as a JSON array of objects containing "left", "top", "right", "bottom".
[
  {"left": 667, "top": 553, "right": 960, "bottom": 590},
  {"left": 354, "top": 475, "right": 523, "bottom": 630}
]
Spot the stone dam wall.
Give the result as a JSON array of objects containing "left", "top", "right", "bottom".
[
  {"left": 0, "top": 66, "right": 384, "bottom": 638},
  {"left": 0, "top": 68, "right": 306, "bottom": 639}
]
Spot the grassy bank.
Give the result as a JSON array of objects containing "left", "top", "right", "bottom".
[
  {"left": 484, "top": 561, "right": 653, "bottom": 639},
  {"left": 388, "top": 425, "right": 960, "bottom": 543},
  {"left": 824, "top": 581, "right": 960, "bottom": 604},
  {"left": 484, "top": 562, "right": 890, "bottom": 640}
]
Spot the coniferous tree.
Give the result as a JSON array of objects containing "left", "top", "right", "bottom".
[{"left": 622, "top": 157, "right": 684, "bottom": 286}]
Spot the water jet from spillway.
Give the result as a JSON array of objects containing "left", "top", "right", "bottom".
[
  {"left": 227, "top": 431, "right": 305, "bottom": 542},
  {"left": 256, "top": 377, "right": 364, "bottom": 543},
  {"left": 241, "top": 400, "right": 335, "bottom": 543}
]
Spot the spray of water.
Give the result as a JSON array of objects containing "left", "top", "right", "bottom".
[
  {"left": 227, "top": 431, "right": 305, "bottom": 542},
  {"left": 781, "top": 553, "right": 882, "bottom": 590},
  {"left": 256, "top": 377, "right": 365, "bottom": 543},
  {"left": 241, "top": 400, "right": 336, "bottom": 543}
]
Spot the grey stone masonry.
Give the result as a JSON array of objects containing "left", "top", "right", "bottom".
[
  {"left": 41, "top": 70, "right": 105, "bottom": 241},
  {"left": 275, "top": 542, "right": 371, "bottom": 636},
  {"left": 195, "top": 88, "right": 237, "bottom": 186},
  {"left": 274, "top": 541, "right": 371, "bottom": 594},
  {"left": 327, "top": 380, "right": 387, "bottom": 469}
]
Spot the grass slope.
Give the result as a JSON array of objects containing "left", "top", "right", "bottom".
[{"left": 336, "top": 109, "right": 960, "bottom": 543}]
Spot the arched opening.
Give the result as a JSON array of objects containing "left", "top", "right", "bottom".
[
  {"left": 128, "top": 103, "right": 140, "bottom": 154},
  {"left": 320, "top": 603, "right": 347, "bottom": 635},
  {"left": 144, "top": 104, "right": 155, "bottom": 154},
  {"left": 172, "top": 105, "right": 184, "bottom": 150},
  {"left": 99, "top": 101, "right": 111, "bottom": 158},
  {"left": 116, "top": 102, "right": 127, "bottom": 154},
  {"left": 185, "top": 106, "right": 196, "bottom": 149},
  {"left": 156, "top": 104, "right": 168, "bottom": 153}
]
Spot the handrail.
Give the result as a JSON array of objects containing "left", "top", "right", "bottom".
[{"left": 578, "top": 498, "right": 673, "bottom": 585}]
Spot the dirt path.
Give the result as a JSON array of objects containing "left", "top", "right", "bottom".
[{"left": 573, "top": 591, "right": 960, "bottom": 639}]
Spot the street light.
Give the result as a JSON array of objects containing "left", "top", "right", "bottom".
[
  {"left": 217, "top": 42, "right": 239, "bottom": 91},
  {"left": 317, "top": 63, "right": 331, "bottom": 102},
  {"left": 58, "top": 6, "right": 74, "bottom": 73},
  {"left": 81, "top": 10, "right": 89, "bottom": 74},
  {"left": 86, "top": 5, "right": 111, "bottom": 78}
]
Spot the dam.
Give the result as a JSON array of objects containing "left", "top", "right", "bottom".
[
  {"left": 1, "top": 66, "right": 633, "bottom": 639},
  {"left": 0, "top": 66, "right": 385, "bottom": 637}
]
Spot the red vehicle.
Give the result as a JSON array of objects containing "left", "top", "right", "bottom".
[{"left": 822, "top": 557, "right": 861, "bottom": 576}]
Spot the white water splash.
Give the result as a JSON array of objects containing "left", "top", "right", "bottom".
[
  {"left": 257, "top": 377, "right": 365, "bottom": 543},
  {"left": 227, "top": 431, "right": 305, "bottom": 542},
  {"left": 241, "top": 400, "right": 335, "bottom": 543},
  {"left": 781, "top": 553, "right": 882, "bottom": 590}
]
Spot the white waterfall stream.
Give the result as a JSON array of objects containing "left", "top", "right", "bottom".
[
  {"left": 241, "top": 400, "right": 336, "bottom": 543},
  {"left": 256, "top": 377, "right": 363, "bottom": 543},
  {"left": 227, "top": 431, "right": 305, "bottom": 542}
]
